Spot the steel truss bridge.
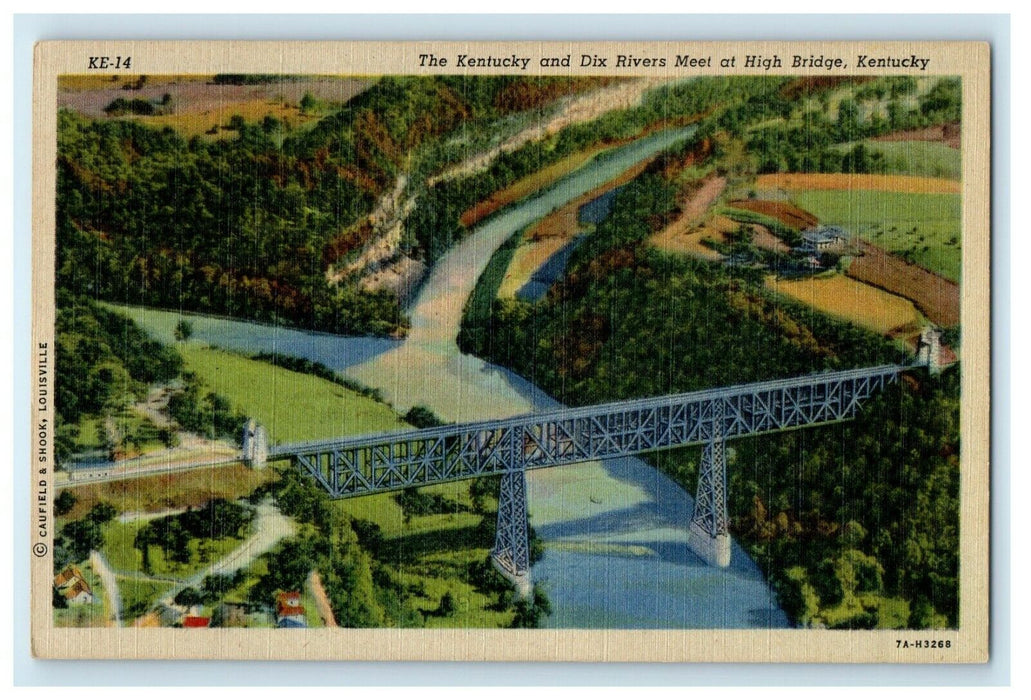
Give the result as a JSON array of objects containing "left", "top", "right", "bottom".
[{"left": 250, "top": 364, "right": 909, "bottom": 584}]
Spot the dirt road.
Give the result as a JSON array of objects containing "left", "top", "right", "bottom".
[
  {"left": 89, "top": 550, "right": 122, "bottom": 626},
  {"left": 307, "top": 571, "right": 338, "bottom": 627},
  {"left": 649, "top": 175, "right": 728, "bottom": 259}
]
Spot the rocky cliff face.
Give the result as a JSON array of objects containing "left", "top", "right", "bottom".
[
  {"left": 428, "top": 78, "right": 666, "bottom": 186},
  {"left": 327, "top": 173, "right": 425, "bottom": 303}
]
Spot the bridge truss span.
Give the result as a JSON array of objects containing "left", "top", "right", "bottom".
[
  {"left": 265, "top": 364, "right": 905, "bottom": 580},
  {"left": 274, "top": 365, "right": 902, "bottom": 499}
]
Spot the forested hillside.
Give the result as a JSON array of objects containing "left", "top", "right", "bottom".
[
  {"left": 54, "top": 292, "right": 183, "bottom": 461},
  {"left": 56, "top": 76, "right": 607, "bottom": 336}
]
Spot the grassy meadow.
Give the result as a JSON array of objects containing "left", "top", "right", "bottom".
[
  {"left": 177, "top": 345, "right": 406, "bottom": 445},
  {"left": 789, "top": 190, "right": 961, "bottom": 282},
  {"left": 834, "top": 140, "right": 961, "bottom": 180},
  {"left": 102, "top": 519, "right": 247, "bottom": 579}
]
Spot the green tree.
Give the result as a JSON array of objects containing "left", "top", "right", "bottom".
[
  {"left": 836, "top": 98, "right": 861, "bottom": 141},
  {"left": 778, "top": 566, "right": 820, "bottom": 627},
  {"left": 87, "top": 502, "right": 117, "bottom": 526},
  {"left": 403, "top": 405, "right": 445, "bottom": 428},
  {"left": 201, "top": 573, "right": 237, "bottom": 603},
  {"left": 54, "top": 490, "right": 77, "bottom": 517},
  {"left": 174, "top": 319, "right": 194, "bottom": 342},
  {"left": 61, "top": 517, "right": 106, "bottom": 562},
  {"left": 435, "top": 591, "right": 457, "bottom": 617},
  {"left": 508, "top": 587, "right": 552, "bottom": 628},
  {"left": 174, "top": 587, "right": 204, "bottom": 607},
  {"left": 920, "top": 78, "right": 962, "bottom": 123},
  {"left": 299, "top": 92, "right": 317, "bottom": 114}
]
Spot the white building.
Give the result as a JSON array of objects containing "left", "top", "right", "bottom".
[{"left": 799, "top": 226, "right": 847, "bottom": 253}]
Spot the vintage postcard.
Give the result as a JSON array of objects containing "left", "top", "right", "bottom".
[{"left": 30, "top": 40, "right": 990, "bottom": 662}]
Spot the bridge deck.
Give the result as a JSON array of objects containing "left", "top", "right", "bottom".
[
  {"left": 270, "top": 365, "right": 903, "bottom": 456},
  {"left": 268, "top": 365, "right": 906, "bottom": 498}
]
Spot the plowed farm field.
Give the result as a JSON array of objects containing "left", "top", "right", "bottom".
[
  {"left": 847, "top": 241, "right": 960, "bottom": 327},
  {"left": 757, "top": 173, "right": 960, "bottom": 194},
  {"left": 766, "top": 273, "right": 923, "bottom": 336},
  {"left": 726, "top": 199, "right": 818, "bottom": 230}
]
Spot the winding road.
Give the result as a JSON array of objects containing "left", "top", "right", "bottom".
[
  {"left": 89, "top": 550, "right": 122, "bottom": 626},
  {"left": 159, "top": 499, "right": 295, "bottom": 606}
]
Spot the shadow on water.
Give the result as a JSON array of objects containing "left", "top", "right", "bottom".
[
  {"left": 578, "top": 185, "right": 624, "bottom": 225},
  {"left": 536, "top": 500, "right": 685, "bottom": 542},
  {"left": 749, "top": 606, "right": 793, "bottom": 629},
  {"left": 105, "top": 303, "right": 403, "bottom": 372},
  {"left": 532, "top": 547, "right": 789, "bottom": 629},
  {"left": 515, "top": 235, "right": 586, "bottom": 303},
  {"left": 471, "top": 358, "right": 562, "bottom": 412},
  {"left": 536, "top": 502, "right": 767, "bottom": 579}
]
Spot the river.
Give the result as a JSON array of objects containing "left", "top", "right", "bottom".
[{"left": 113, "top": 127, "right": 789, "bottom": 629}]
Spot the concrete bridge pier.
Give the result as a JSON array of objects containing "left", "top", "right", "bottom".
[
  {"left": 917, "top": 326, "right": 943, "bottom": 375},
  {"left": 491, "top": 468, "right": 533, "bottom": 598},
  {"left": 242, "top": 418, "right": 268, "bottom": 469},
  {"left": 687, "top": 401, "right": 732, "bottom": 567}
]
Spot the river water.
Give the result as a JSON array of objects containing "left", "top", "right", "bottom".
[{"left": 114, "top": 127, "right": 789, "bottom": 629}]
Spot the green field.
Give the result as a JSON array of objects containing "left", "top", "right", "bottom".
[
  {"left": 103, "top": 521, "right": 144, "bottom": 571},
  {"left": 833, "top": 140, "right": 961, "bottom": 180},
  {"left": 340, "top": 487, "right": 512, "bottom": 628},
  {"left": 790, "top": 190, "right": 961, "bottom": 281},
  {"left": 118, "top": 577, "right": 172, "bottom": 620},
  {"left": 178, "top": 345, "right": 406, "bottom": 444},
  {"left": 72, "top": 416, "right": 105, "bottom": 452},
  {"left": 103, "top": 519, "right": 247, "bottom": 579}
]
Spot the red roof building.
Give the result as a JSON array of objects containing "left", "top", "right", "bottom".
[
  {"left": 275, "top": 591, "right": 302, "bottom": 610},
  {"left": 275, "top": 591, "right": 307, "bottom": 628}
]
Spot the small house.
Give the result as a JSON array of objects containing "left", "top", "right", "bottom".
[
  {"left": 54, "top": 565, "right": 94, "bottom": 605},
  {"left": 276, "top": 591, "right": 302, "bottom": 609},
  {"left": 275, "top": 591, "right": 307, "bottom": 628},
  {"left": 799, "top": 226, "right": 847, "bottom": 253},
  {"left": 62, "top": 578, "right": 94, "bottom": 605},
  {"left": 53, "top": 565, "right": 84, "bottom": 589}
]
